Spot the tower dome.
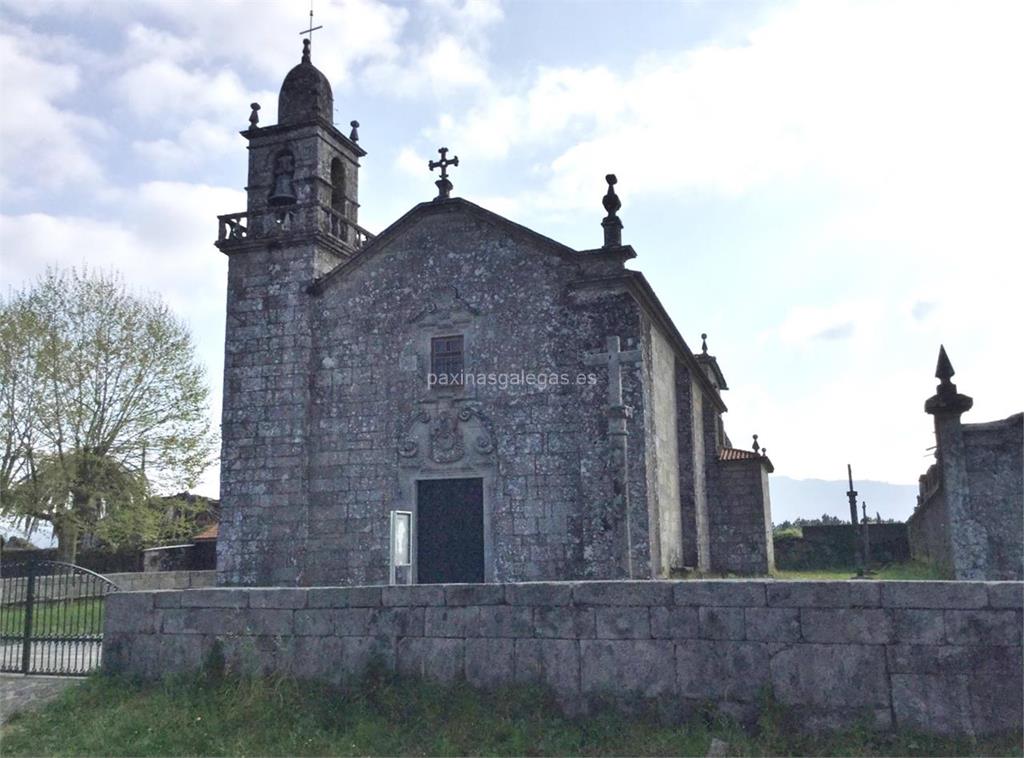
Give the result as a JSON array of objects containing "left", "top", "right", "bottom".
[{"left": 278, "top": 40, "right": 333, "bottom": 126}]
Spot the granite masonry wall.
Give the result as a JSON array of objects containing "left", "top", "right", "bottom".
[
  {"left": 710, "top": 460, "right": 774, "bottom": 575},
  {"left": 103, "top": 580, "right": 1022, "bottom": 737},
  {"left": 909, "top": 413, "right": 1023, "bottom": 580}
]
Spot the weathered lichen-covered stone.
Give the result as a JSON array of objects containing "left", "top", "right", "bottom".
[
  {"left": 214, "top": 45, "right": 775, "bottom": 588},
  {"left": 102, "top": 581, "right": 1024, "bottom": 737}
]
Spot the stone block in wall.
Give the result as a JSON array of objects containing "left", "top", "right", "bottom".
[
  {"left": 475, "top": 606, "right": 534, "bottom": 637},
  {"left": 465, "top": 639, "right": 515, "bottom": 689},
  {"left": 580, "top": 640, "right": 674, "bottom": 699},
  {"left": 289, "top": 636, "right": 345, "bottom": 683},
  {"left": 241, "top": 608, "right": 294, "bottom": 636},
  {"left": 445, "top": 584, "right": 506, "bottom": 606},
  {"left": 514, "top": 638, "right": 580, "bottom": 697},
  {"left": 676, "top": 640, "right": 769, "bottom": 702},
  {"left": 248, "top": 588, "right": 309, "bottom": 609},
  {"left": 573, "top": 581, "right": 673, "bottom": 606},
  {"left": 424, "top": 606, "right": 481, "bottom": 637},
  {"left": 770, "top": 643, "right": 889, "bottom": 710},
  {"left": 398, "top": 637, "right": 464, "bottom": 682},
  {"left": 699, "top": 607, "right": 745, "bottom": 640},
  {"left": 767, "top": 581, "right": 880, "bottom": 608},
  {"left": 161, "top": 608, "right": 247, "bottom": 636},
  {"left": 674, "top": 581, "right": 767, "bottom": 607},
  {"left": 880, "top": 582, "right": 987, "bottom": 609},
  {"left": 308, "top": 586, "right": 382, "bottom": 608},
  {"left": 886, "top": 643, "right": 1021, "bottom": 676},
  {"left": 372, "top": 607, "right": 425, "bottom": 637},
  {"left": 534, "top": 606, "right": 596, "bottom": 638},
  {"left": 893, "top": 609, "right": 945, "bottom": 644},
  {"left": 801, "top": 609, "right": 895, "bottom": 644},
  {"left": 988, "top": 582, "right": 1024, "bottom": 608},
  {"left": 180, "top": 588, "right": 249, "bottom": 608},
  {"left": 891, "top": 673, "right": 974, "bottom": 736},
  {"left": 649, "top": 607, "right": 699, "bottom": 639},
  {"left": 505, "top": 582, "right": 573, "bottom": 606},
  {"left": 744, "top": 608, "right": 800, "bottom": 643},
  {"left": 294, "top": 609, "right": 336, "bottom": 636},
  {"left": 944, "top": 610, "right": 1021, "bottom": 645},
  {"left": 595, "top": 607, "right": 651, "bottom": 639},
  {"left": 966, "top": 658, "right": 1024, "bottom": 736},
  {"left": 383, "top": 585, "right": 445, "bottom": 606},
  {"left": 105, "top": 593, "right": 156, "bottom": 635}
]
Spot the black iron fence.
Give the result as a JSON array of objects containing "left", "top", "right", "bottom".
[{"left": 0, "top": 560, "right": 119, "bottom": 675}]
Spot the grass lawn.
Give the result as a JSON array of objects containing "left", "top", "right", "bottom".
[
  {"left": 0, "top": 598, "right": 104, "bottom": 638},
  {"left": 774, "top": 562, "right": 947, "bottom": 581},
  {"left": 2, "top": 670, "right": 1020, "bottom": 757}
]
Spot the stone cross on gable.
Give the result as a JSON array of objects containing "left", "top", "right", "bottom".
[
  {"left": 583, "top": 335, "right": 642, "bottom": 579},
  {"left": 429, "top": 147, "right": 459, "bottom": 201},
  {"left": 584, "top": 336, "right": 641, "bottom": 415}
]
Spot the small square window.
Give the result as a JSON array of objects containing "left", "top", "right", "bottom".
[{"left": 431, "top": 335, "right": 464, "bottom": 385}]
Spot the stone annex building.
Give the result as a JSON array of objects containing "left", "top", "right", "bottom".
[{"left": 215, "top": 41, "right": 775, "bottom": 587}]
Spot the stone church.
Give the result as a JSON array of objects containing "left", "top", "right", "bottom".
[{"left": 215, "top": 40, "right": 775, "bottom": 587}]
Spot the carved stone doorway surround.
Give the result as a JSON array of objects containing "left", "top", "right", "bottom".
[{"left": 397, "top": 398, "right": 497, "bottom": 583}]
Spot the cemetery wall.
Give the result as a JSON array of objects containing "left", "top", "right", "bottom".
[
  {"left": 102, "top": 579, "right": 1022, "bottom": 737},
  {"left": 0, "top": 570, "right": 215, "bottom": 604}
]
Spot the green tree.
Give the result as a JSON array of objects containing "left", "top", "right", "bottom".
[{"left": 0, "top": 268, "right": 216, "bottom": 561}]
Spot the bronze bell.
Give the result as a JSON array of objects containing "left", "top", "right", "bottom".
[{"left": 268, "top": 173, "right": 296, "bottom": 206}]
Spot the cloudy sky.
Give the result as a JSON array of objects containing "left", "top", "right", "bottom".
[{"left": 1, "top": 0, "right": 1021, "bottom": 512}]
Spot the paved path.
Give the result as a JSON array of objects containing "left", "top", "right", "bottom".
[{"left": 0, "top": 674, "right": 82, "bottom": 725}]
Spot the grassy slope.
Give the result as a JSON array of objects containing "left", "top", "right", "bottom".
[
  {"left": 774, "top": 562, "right": 946, "bottom": 581},
  {"left": 2, "top": 671, "right": 1020, "bottom": 757}
]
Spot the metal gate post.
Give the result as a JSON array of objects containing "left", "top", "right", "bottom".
[{"left": 21, "top": 559, "right": 35, "bottom": 674}]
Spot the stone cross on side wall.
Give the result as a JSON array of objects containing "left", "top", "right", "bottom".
[{"left": 584, "top": 336, "right": 642, "bottom": 578}]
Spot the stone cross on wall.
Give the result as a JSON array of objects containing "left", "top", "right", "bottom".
[{"left": 584, "top": 336, "right": 642, "bottom": 578}]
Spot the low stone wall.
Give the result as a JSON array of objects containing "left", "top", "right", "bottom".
[
  {"left": 103, "top": 580, "right": 1022, "bottom": 737},
  {"left": 106, "top": 570, "right": 215, "bottom": 592},
  {"left": 775, "top": 524, "right": 911, "bottom": 571},
  {"left": 0, "top": 570, "right": 214, "bottom": 605}
]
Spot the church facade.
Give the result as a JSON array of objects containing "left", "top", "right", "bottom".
[{"left": 215, "top": 41, "right": 774, "bottom": 586}]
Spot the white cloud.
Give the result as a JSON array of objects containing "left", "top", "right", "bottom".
[
  {"left": 425, "top": 0, "right": 1023, "bottom": 216},
  {"left": 0, "top": 32, "right": 107, "bottom": 196}
]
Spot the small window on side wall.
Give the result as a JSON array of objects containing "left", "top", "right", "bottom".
[{"left": 431, "top": 335, "right": 464, "bottom": 386}]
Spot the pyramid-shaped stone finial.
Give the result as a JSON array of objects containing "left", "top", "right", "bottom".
[
  {"left": 935, "top": 344, "right": 954, "bottom": 384},
  {"left": 925, "top": 344, "right": 972, "bottom": 416}
]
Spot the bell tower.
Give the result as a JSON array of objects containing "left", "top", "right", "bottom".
[
  {"left": 219, "top": 38, "right": 368, "bottom": 266},
  {"left": 214, "top": 39, "right": 369, "bottom": 586}
]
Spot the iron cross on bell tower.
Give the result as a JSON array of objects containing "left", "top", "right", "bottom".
[
  {"left": 429, "top": 147, "right": 459, "bottom": 201},
  {"left": 300, "top": 2, "right": 323, "bottom": 44}
]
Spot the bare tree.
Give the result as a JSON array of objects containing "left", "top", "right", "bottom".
[{"left": 0, "top": 268, "right": 216, "bottom": 561}]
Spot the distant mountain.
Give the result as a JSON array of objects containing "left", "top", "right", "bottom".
[{"left": 770, "top": 476, "right": 918, "bottom": 525}]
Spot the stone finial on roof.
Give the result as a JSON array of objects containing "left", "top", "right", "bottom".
[
  {"left": 925, "top": 344, "right": 973, "bottom": 416},
  {"left": 936, "top": 344, "right": 955, "bottom": 384},
  {"left": 752, "top": 434, "right": 760, "bottom": 453},
  {"left": 248, "top": 102, "right": 260, "bottom": 129},
  {"left": 349, "top": 120, "right": 360, "bottom": 142},
  {"left": 701, "top": 333, "right": 708, "bottom": 355},
  {"left": 302, "top": 37, "right": 311, "bottom": 63},
  {"left": 925, "top": 346, "right": 970, "bottom": 417},
  {"left": 601, "top": 174, "right": 623, "bottom": 248}
]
